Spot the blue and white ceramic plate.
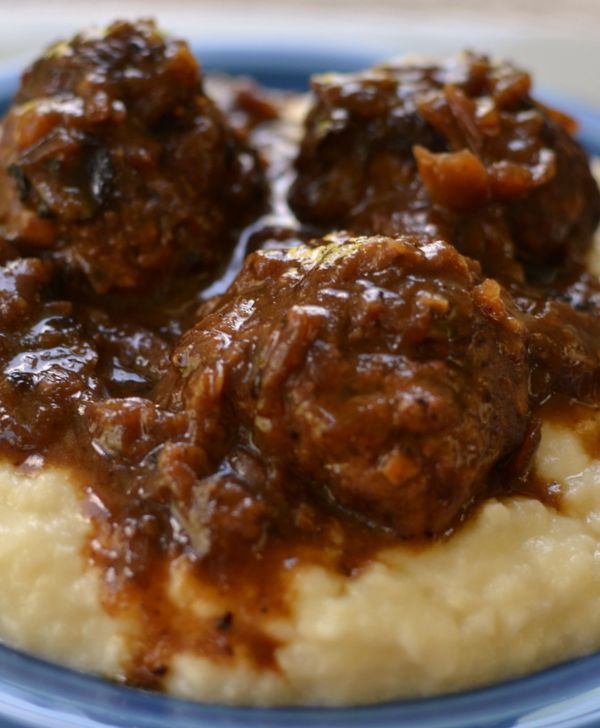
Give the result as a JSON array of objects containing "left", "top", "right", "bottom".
[{"left": 0, "top": 47, "right": 599, "bottom": 728}]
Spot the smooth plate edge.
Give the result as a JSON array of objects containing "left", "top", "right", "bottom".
[
  {"left": 4, "top": 628, "right": 600, "bottom": 728},
  {"left": 0, "top": 45, "right": 598, "bottom": 728}
]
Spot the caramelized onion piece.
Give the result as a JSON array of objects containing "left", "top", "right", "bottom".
[{"left": 290, "top": 52, "right": 600, "bottom": 271}]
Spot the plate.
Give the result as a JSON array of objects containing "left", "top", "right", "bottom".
[{"left": 0, "top": 45, "right": 599, "bottom": 728}]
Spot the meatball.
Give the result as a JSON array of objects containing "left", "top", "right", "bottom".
[
  {"left": 289, "top": 52, "right": 600, "bottom": 271},
  {"left": 0, "top": 20, "right": 265, "bottom": 292},
  {"left": 171, "top": 234, "right": 530, "bottom": 537}
]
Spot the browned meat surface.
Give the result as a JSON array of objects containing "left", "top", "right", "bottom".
[
  {"left": 0, "top": 20, "right": 265, "bottom": 292},
  {"left": 289, "top": 52, "right": 600, "bottom": 275},
  {"left": 168, "top": 234, "right": 530, "bottom": 536}
]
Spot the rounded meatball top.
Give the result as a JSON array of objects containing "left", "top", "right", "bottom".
[
  {"left": 171, "top": 233, "right": 530, "bottom": 538},
  {"left": 0, "top": 20, "right": 265, "bottom": 292},
  {"left": 289, "top": 52, "right": 600, "bottom": 271},
  {"left": 15, "top": 19, "right": 200, "bottom": 122}
]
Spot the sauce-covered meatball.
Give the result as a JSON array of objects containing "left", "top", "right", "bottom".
[
  {"left": 0, "top": 20, "right": 265, "bottom": 292},
  {"left": 171, "top": 234, "right": 530, "bottom": 537},
  {"left": 289, "top": 52, "right": 600, "bottom": 272}
]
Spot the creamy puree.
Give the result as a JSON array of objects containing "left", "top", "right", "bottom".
[
  {"left": 2, "top": 372, "right": 600, "bottom": 705},
  {"left": 0, "top": 193, "right": 598, "bottom": 705}
]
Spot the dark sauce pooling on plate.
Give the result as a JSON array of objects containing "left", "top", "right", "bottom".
[{"left": 0, "top": 20, "right": 599, "bottom": 686}]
